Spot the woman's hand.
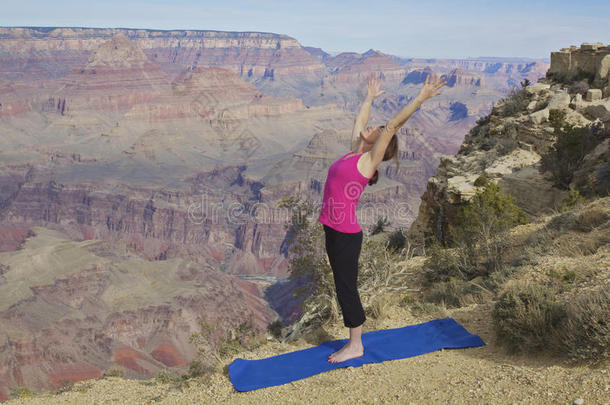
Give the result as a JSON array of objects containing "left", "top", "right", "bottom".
[
  {"left": 416, "top": 73, "right": 447, "bottom": 102},
  {"left": 366, "top": 75, "right": 386, "bottom": 99}
]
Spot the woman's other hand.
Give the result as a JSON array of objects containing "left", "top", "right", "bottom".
[
  {"left": 416, "top": 73, "right": 447, "bottom": 102},
  {"left": 366, "top": 75, "right": 386, "bottom": 99}
]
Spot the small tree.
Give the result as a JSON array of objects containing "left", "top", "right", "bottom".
[
  {"left": 446, "top": 181, "right": 528, "bottom": 277},
  {"left": 278, "top": 196, "right": 339, "bottom": 336},
  {"left": 540, "top": 114, "right": 609, "bottom": 191}
]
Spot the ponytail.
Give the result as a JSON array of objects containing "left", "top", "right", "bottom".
[
  {"left": 367, "top": 132, "right": 399, "bottom": 186},
  {"left": 368, "top": 169, "right": 379, "bottom": 186}
]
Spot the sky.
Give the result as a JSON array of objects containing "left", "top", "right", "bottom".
[{"left": 1, "top": 0, "right": 609, "bottom": 60}]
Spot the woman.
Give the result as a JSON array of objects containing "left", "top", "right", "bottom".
[{"left": 317, "top": 73, "right": 446, "bottom": 363}]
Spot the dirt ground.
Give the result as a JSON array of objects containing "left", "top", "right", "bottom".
[{"left": 6, "top": 298, "right": 608, "bottom": 405}]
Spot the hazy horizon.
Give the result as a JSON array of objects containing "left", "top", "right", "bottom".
[{"left": 2, "top": 0, "right": 608, "bottom": 60}]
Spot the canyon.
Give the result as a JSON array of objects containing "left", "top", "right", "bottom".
[{"left": 0, "top": 26, "right": 550, "bottom": 400}]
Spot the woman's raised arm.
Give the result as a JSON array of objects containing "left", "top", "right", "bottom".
[
  {"left": 350, "top": 75, "right": 385, "bottom": 151},
  {"left": 368, "top": 73, "right": 446, "bottom": 165}
]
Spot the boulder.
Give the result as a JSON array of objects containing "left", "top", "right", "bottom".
[
  {"left": 570, "top": 93, "right": 585, "bottom": 110},
  {"left": 446, "top": 173, "right": 482, "bottom": 203},
  {"left": 547, "top": 92, "right": 571, "bottom": 109},
  {"left": 484, "top": 148, "right": 541, "bottom": 178},
  {"left": 586, "top": 89, "right": 602, "bottom": 101},
  {"left": 525, "top": 82, "right": 550, "bottom": 95},
  {"left": 529, "top": 108, "right": 549, "bottom": 124},
  {"left": 597, "top": 54, "right": 610, "bottom": 80},
  {"left": 527, "top": 100, "right": 538, "bottom": 112},
  {"left": 498, "top": 165, "right": 569, "bottom": 216},
  {"left": 584, "top": 99, "right": 610, "bottom": 122},
  {"left": 564, "top": 109, "right": 592, "bottom": 127}
]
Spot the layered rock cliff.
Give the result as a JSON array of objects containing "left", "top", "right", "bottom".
[{"left": 408, "top": 42, "right": 610, "bottom": 247}]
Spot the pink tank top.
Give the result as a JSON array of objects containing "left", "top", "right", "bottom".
[{"left": 318, "top": 151, "right": 373, "bottom": 233}]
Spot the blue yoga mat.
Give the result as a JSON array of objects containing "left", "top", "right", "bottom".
[{"left": 228, "top": 317, "right": 485, "bottom": 391}]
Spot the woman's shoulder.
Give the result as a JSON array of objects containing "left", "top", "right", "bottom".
[{"left": 356, "top": 151, "right": 377, "bottom": 179}]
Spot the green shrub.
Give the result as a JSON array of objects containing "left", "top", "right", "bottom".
[
  {"left": 267, "top": 319, "right": 283, "bottom": 339},
  {"left": 102, "top": 367, "right": 124, "bottom": 378},
  {"left": 548, "top": 108, "right": 566, "bottom": 131},
  {"left": 476, "top": 114, "right": 491, "bottom": 126},
  {"left": 492, "top": 280, "right": 566, "bottom": 354},
  {"left": 423, "top": 243, "right": 463, "bottom": 282},
  {"left": 387, "top": 229, "right": 407, "bottom": 252},
  {"left": 540, "top": 117, "right": 609, "bottom": 191},
  {"left": 156, "top": 369, "right": 183, "bottom": 385},
  {"left": 497, "top": 138, "right": 519, "bottom": 156},
  {"left": 9, "top": 387, "right": 36, "bottom": 399},
  {"left": 473, "top": 175, "right": 489, "bottom": 187},
  {"left": 501, "top": 86, "right": 530, "bottom": 117},
  {"left": 547, "top": 267, "right": 576, "bottom": 285},
  {"left": 449, "top": 181, "right": 529, "bottom": 275},
  {"left": 186, "top": 359, "right": 214, "bottom": 378},
  {"left": 546, "top": 68, "right": 595, "bottom": 85},
  {"left": 560, "top": 189, "right": 585, "bottom": 211}
]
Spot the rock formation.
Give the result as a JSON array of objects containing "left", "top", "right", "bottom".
[{"left": 408, "top": 42, "right": 610, "bottom": 246}]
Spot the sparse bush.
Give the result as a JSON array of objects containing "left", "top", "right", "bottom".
[
  {"left": 560, "top": 189, "right": 585, "bottom": 211},
  {"left": 540, "top": 117, "right": 609, "bottom": 191},
  {"left": 573, "top": 208, "right": 609, "bottom": 232},
  {"left": 366, "top": 294, "right": 393, "bottom": 319},
  {"left": 425, "top": 180, "right": 528, "bottom": 285},
  {"left": 497, "top": 138, "right": 519, "bottom": 156},
  {"left": 424, "top": 278, "right": 492, "bottom": 308},
  {"left": 546, "top": 68, "right": 595, "bottom": 85},
  {"left": 501, "top": 86, "right": 530, "bottom": 117},
  {"left": 189, "top": 318, "right": 265, "bottom": 377},
  {"left": 405, "top": 300, "right": 450, "bottom": 317},
  {"left": 267, "top": 319, "right": 283, "bottom": 339},
  {"left": 277, "top": 195, "right": 337, "bottom": 336},
  {"left": 387, "top": 229, "right": 407, "bottom": 252},
  {"left": 102, "top": 367, "right": 124, "bottom": 378},
  {"left": 423, "top": 243, "right": 463, "bottom": 282},
  {"left": 492, "top": 280, "right": 566, "bottom": 354},
  {"left": 156, "top": 369, "right": 183, "bottom": 385},
  {"left": 370, "top": 216, "right": 390, "bottom": 235},
  {"left": 557, "top": 285, "right": 610, "bottom": 364},
  {"left": 476, "top": 114, "right": 491, "bottom": 126},
  {"left": 9, "top": 387, "right": 36, "bottom": 399},
  {"left": 187, "top": 359, "right": 214, "bottom": 379},
  {"left": 547, "top": 267, "right": 576, "bottom": 285},
  {"left": 493, "top": 280, "right": 610, "bottom": 364}
]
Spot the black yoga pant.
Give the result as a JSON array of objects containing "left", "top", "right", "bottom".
[{"left": 323, "top": 224, "right": 366, "bottom": 328}]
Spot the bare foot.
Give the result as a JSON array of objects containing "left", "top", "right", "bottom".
[{"left": 328, "top": 342, "right": 364, "bottom": 363}]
